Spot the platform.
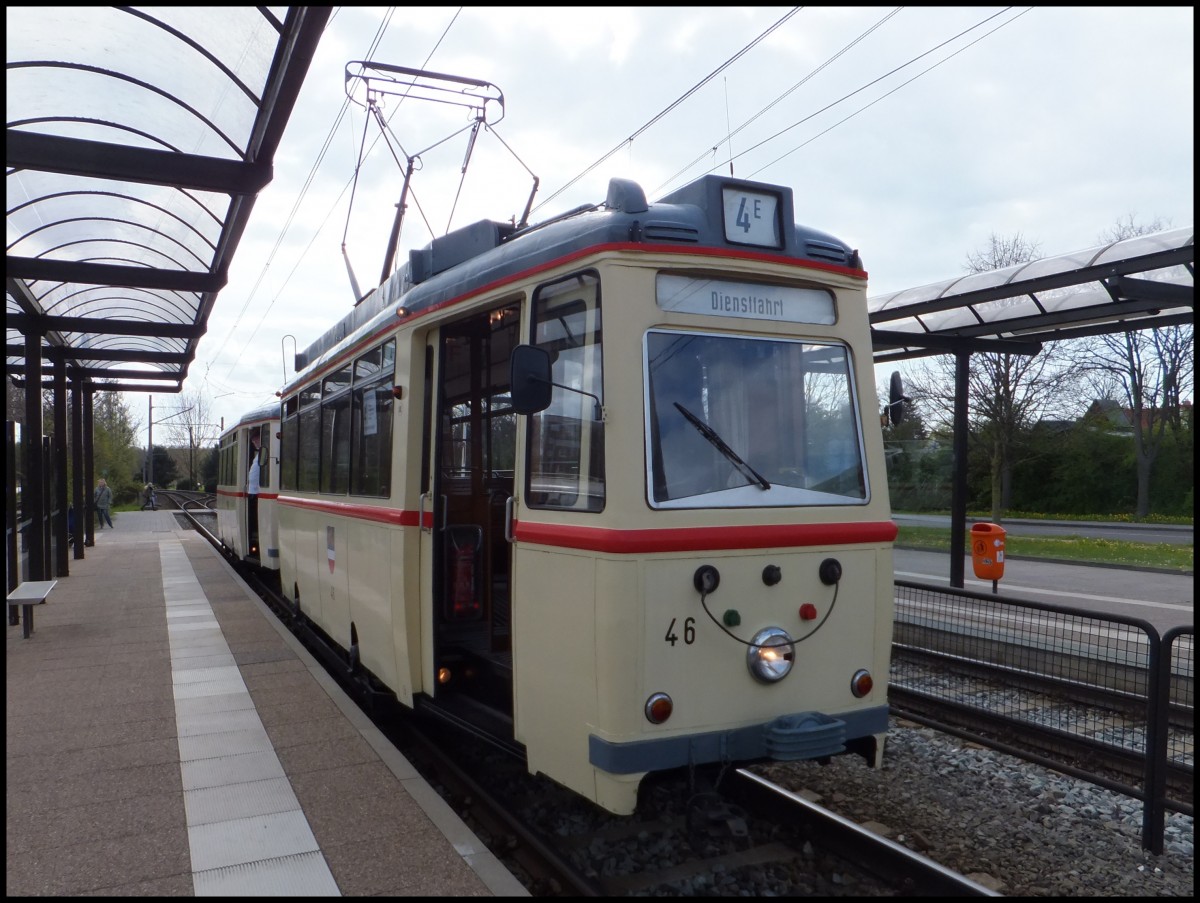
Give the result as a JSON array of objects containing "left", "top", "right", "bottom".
[{"left": 6, "top": 509, "right": 528, "bottom": 896}]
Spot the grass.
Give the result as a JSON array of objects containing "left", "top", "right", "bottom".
[{"left": 896, "top": 525, "right": 1193, "bottom": 572}]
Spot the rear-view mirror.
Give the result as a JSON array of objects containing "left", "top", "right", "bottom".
[{"left": 510, "top": 344, "right": 553, "bottom": 415}]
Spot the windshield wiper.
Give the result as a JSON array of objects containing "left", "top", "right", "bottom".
[{"left": 673, "top": 402, "right": 770, "bottom": 490}]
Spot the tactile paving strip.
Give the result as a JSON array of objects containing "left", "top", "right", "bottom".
[{"left": 160, "top": 540, "right": 340, "bottom": 897}]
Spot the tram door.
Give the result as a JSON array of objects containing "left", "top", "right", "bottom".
[
  {"left": 425, "top": 303, "right": 520, "bottom": 718},
  {"left": 244, "top": 425, "right": 264, "bottom": 560}
]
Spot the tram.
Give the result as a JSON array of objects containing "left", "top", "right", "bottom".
[{"left": 271, "top": 172, "right": 897, "bottom": 814}]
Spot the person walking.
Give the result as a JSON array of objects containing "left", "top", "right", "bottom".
[{"left": 94, "top": 478, "right": 114, "bottom": 529}]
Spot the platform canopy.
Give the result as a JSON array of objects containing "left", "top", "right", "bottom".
[
  {"left": 6, "top": 6, "right": 332, "bottom": 393},
  {"left": 869, "top": 227, "right": 1194, "bottom": 362}
]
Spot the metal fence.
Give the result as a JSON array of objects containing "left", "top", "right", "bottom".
[{"left": 889, "top": 579, "right": 1193, "bottom": 855}]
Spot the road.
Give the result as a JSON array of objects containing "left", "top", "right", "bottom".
[
  {"left": 893, "top": 513, "right": 1193, "bottom": 546},
  {"left": 893, "top": 547, "right": 1194, "bottom": 636}
]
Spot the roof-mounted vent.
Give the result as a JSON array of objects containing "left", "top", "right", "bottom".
[
  {"left": 643, "top": 223, "right": 700, "bottom": 243},
  {"left": 805, "top": 239, "right": 850, "bottom": 266},
  {"left": 606, "top": 178, "right": 648, "bottom": 214}
]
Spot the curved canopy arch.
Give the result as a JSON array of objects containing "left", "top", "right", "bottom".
[
  {"left": 6, "top": 6, "right": 332, "bottom": 392},
  {"left": 869, "top": 227, "right": 1194, "bottom": 362}
]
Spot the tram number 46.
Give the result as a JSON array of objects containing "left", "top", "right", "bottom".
[{"left": 665, "top": 617, "right": 696, "bottom": 646}]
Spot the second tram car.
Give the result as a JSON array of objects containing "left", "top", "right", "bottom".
[
  {"left": 272, "top": 173, "right": 897, "bottom": 815},
  {"left": 216, "top": 403, "right": 281, "bottom": 570}
]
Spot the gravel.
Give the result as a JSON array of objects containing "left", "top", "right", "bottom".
[{"left": 752, "top": 718, "right": 1194, "bottom": 897}]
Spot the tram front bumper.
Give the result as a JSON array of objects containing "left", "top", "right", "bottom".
[{"left": 588, "top": 704, "right": 888, "bottom": 774}]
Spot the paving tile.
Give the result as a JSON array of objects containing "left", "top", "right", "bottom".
[
  {"left": 261, "top": 714, "right": 359, "bottom": 749},
  {"left": 79, "top": 872, "right": 194, "bottom": 896},
  {"left": 7, "top": 790, "right": 186, "bottom": 855},
  {"left": 5, "top": 717, "right": 177, "bottom": 757},
  {"left": 321, "top": 825, "right": 490, "bottom": 897},
  {"left": 5, "top": 763, "right": 183, "bottom": 817},
  {"left": 289, "top": 762, "right": 431, "bottom": 837},
  {"left": 273, "top": 735, "right": 381, "bottom": 774},
  {"left": 4, "top": 825, "right": 191, "bottom": 896}
]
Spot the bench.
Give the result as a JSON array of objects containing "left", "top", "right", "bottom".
[{"left": 7, "top": 580, "right": 57, "bottom": 639}]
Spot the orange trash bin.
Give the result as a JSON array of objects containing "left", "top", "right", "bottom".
[{"left": 970, "top": 522, "right": 1006, "bottom": 582}]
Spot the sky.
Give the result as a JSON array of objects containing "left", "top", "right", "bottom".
[{"left": 174, "top": 5, "right": 1195, "bottom": 446}]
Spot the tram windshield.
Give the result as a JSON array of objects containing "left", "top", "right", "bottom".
[{"left": 644, "top": 330, "right": 867, "bottom": 509}]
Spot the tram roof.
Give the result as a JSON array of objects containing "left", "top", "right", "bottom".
[
  {"left": 869, "top": 227, "right": 1194, "bottom": 363},
  {"left": 5, "top": 6, "right": 331, "bottom": 394}
]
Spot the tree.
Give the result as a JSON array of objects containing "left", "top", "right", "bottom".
[
  {"left": 7, "top": 377, "right": 145, "bottom": 505},
  {"left": 908, "top": 232, "right": 1079, "bottom": 521},
  {"left": 200, "top": 443, "right": 220, "bottom": 493},
  {"left": 159, "top": 390, "right": 225, "bottom": 489},
  {"left": 5, "top": 375, "right": 24, "bottom": 422},
  {"left": 881, "top": 396, "right": 927, "bottom": 442},
  {"left": 148, "top": 445, "right": 179, "bottom": 488},
  {"left": 1069, "top": 215, "right": 1193, "bottom": 517},
  {"left": 92, "top": 390, "right": 141, "bottom": 503}
]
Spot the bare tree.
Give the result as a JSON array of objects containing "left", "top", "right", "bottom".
[
  {"left": 6, "top": 375, "right": 24, "bottom": 422},
  {"left": 160, "top": 390, "right": 224, "bottom": 490},
  {"left": 908, "top": 231, "right": 1079, "bottom": 521},
  {"left": 1069, "top": 215, "right": 1192, "bottom": 517},
  {"left": 963, "top": 232, "right": 1041, "bottom": 276}
]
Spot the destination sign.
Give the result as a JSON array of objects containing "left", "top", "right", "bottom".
[{"left": 656, "top": 274, "right": 836, "bottom": 324}]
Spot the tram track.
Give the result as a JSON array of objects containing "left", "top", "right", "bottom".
[
  {"left": 889, "top": 653, "right": 1194, "bottom": 814},
  {"left": 400, "top": 711, "right": 1000, "bottom": 897},
  {"left": 723, "top": 769, "right": 1001, "bottom": 896}
]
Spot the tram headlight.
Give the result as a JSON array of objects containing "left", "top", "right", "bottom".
[{"left": 746, "top": 627, "right": 795, "bottom": 683}]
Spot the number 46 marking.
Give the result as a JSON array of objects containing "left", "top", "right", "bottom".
[{"left": 664, "top": 617, "right": 696, "bottom": 646}]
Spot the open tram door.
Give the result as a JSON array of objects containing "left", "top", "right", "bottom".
[
  {"left": 419, "top": 302, "right": 520, "bottom": 734},
  {"left": 244, "top": 423, "right": 267, "bottom": 560}
]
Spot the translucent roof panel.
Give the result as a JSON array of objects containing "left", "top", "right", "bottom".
[
  {"left": 6, "top": 6, "right": 330, "bottom": 392},
  {"left": 869, "top": 227, "right": 1193, "bottom": 361}
]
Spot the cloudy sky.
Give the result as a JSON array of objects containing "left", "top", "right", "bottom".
[{"left": 182, "top": 5, "right": 1194, "bottom": 441}]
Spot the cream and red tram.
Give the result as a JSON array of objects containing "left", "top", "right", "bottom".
[{"left": 275, "top": 174, "right": 896, "bottom": 814}]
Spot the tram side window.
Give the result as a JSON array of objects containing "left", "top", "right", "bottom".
[
  {"left": 280, "top": 396, "right": 299, "bottom": 490},
  {"left": 297, "top": 384, "right": 322, "bottom": 492},
  {"left": 526, "top": 271, "right": 605, "bottom": 511},
  {"left": 320, "top": 366, "right": 352, "bottom": 493},
  {"left": 350, "top": 345, "right": 394, "bottom": 497},
  {"left": 321, "top": 390, "right": 352, "bottom": 494},
  {"left": 219, "top": 437, "right": 235, "bottom": 486}
]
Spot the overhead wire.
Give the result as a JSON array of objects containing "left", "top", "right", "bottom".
[
  {"left": 654, "top": 7, "right": 903, "bottom": 195},
  {"left": 212, "top": 7, "right": 460, "bottom": 384},
  {"left": 701, "top": 8, "right": 1030, "bottom": 186},
  {"left": 745, "top": 7, "right": 1030, "bottom": 178},
  {"left": 531, "top": 6, "right": 803, "bottom": 216}
]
